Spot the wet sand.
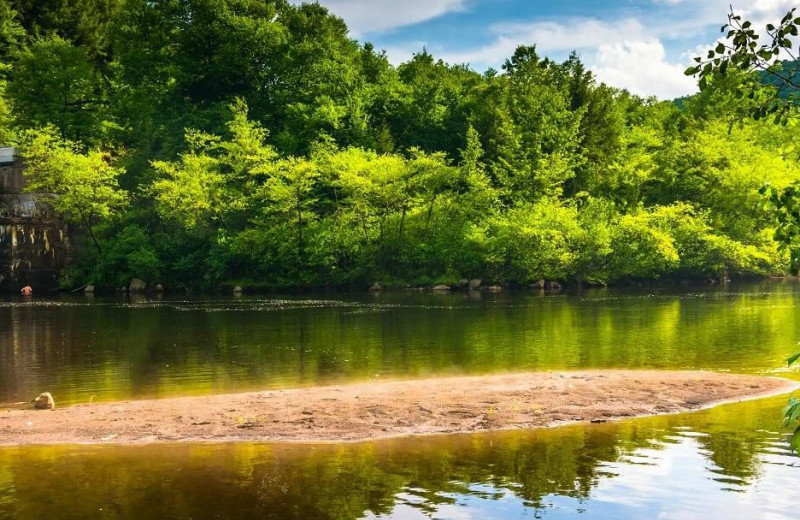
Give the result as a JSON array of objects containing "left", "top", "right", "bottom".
[{"left": 0, "top": 370, "right": 796, "bottom": 445}]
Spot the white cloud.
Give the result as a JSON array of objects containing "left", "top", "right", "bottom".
[
  {"left": 432, "top": 17, "right": 696, "bottom": 98},
  {"left": 294, "top": 0, "right": 466, "bottom": 36},
  {"left": 491, "top": 18, "right": 649, "bottom": 52},
  {"left": 593, "top": 40, "right": 697, "bottom": 99}
]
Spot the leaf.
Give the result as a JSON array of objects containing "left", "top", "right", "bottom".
[
  {"left": 791, "top": 427, "right": 800, "bottom": 452},
  {"left": 715, "top": 42, "right": 725, "bottom": 54},
  {"left": 788, "top": 351, "right": 800, "bottom": 366},
  {"left": 783, "top": 398, "right": 800, "bottom": 426}
]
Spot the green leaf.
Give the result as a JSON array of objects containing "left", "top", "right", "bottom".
[
  {"left": 783, "top": 397, "right": 800, "bottom": 425},
  {"left": 715, "top": 42, "right": 725, "bottom": 54},
  {"left": 788, "top": 351, "right": 800, "bottom": 366}
]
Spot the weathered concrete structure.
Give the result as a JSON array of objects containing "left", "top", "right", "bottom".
[{"left": 0, "top": 148, "right": 69, "bottom": 292}]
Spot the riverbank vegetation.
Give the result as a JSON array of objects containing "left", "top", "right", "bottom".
[{"left": 1, "top": 0, "right": 798, "bottom": 289}]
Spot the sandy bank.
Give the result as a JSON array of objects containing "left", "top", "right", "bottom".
[{"left": 0, "top": 370, "right": 796, "bottom": 445}]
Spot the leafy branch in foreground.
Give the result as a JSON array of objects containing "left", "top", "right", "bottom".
[
  {"left": 687, "top": 5, "right": 800, "bottom": 451},
  {"left": 685, "top": 6, "right": 800, "bottom": 125}
]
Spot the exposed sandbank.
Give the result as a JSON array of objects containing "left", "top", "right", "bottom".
[{"left": 0, "top": 370, "right": 796, "bottom": 445}]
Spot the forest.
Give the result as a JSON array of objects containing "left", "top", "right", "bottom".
[{"left": 1, "top": 0, "right": 798, "bottom": 290}]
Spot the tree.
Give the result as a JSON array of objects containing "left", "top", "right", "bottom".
[
  {"left": 12, "top": 0, "right": 121, "bottom": 63},
  {"left": 19, "top": 126, "right": 126, "bottom": 254},
  {"left": 8, "top": 35, "right": 104, "bottom": 142}
]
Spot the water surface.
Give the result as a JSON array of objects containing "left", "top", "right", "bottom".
[{"left": 1, "top": 282, "right": 800, "bottom": 519}]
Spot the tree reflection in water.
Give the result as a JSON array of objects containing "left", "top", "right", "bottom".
[{"left": 0, "top": 396, "right": 797, "bottom": 520}]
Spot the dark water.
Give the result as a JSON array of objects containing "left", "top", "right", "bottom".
[{"left": 1, "top": 282, "right": 800, "bottom": 519}]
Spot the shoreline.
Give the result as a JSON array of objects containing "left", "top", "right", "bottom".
[
  {"left": 0, "top": 370, "right": 797, "bottom": 446},
  {"left": 3, "top": 275, "right": 798, "bottom": 297}
]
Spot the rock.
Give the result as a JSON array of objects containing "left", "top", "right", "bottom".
[
  {"left": 154, "top": 284, "right": 165, "bottom": 292},
  {"left": 20, "top": 285, "right": 32, "bottom": 296},
  {"left": 369, "top": 283, "right": 383, "bottom": 292},
  {"left": 129, "top": 278, "right": 147, "bottom": 292},
  {"left": 31, "top": 392, "right": 55, "bottom": 410},
  {"left": 536, "top": 278, "right": 546, "bottom": 289},
  {"left": 469, "top": 279, "right": 482, "bottom": 290},
  {"left": 432, "top": 284, "right": 451, "bottom": 291},
  {"left": 233, "top": 285, "right": 243, "bottom": 294},
  {"left": 458, "top": 278, "right": 469, "bottom": 288},
  {"left": 547, "top": 281, "right": 562, "bottom": 291},
  {"left": 488, "top": 285, "right": 502, "bottom": 292},
  {"left": 84, "top": 285, "right": 95, "bottom": 293}
]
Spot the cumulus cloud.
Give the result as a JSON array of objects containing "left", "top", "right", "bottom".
[
  {"left": 294, "top": 0, "right": 466, "bottom": 36},
  {"left": 593, "top": 40, "right": 697, "bottom": 99},
  {"left": 438, "top": 18, "right": 648, "bottom": 65}
]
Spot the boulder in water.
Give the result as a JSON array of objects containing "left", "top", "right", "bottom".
[
  {"left": 469, "top": 279, "right": 482, "bottom": 290},
  {"left": 129, "top": 278, "right": 147, "bottom": 292},
  {"left": 369, "top": 283, "right": 383, "bottom": 292}
]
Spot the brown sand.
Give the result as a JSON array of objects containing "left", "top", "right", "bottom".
[{"left": 0, "top": 370, "right": 796, "bottom": 446}]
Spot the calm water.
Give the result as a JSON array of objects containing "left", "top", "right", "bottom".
[{"left": 1, "top": 282, "right": 800, "bottom": 519}]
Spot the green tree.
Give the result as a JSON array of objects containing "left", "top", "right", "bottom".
[
  {"left": 8, "top": 35, "right": 104, "bottom": 142},
  {"left": 19, "top": 126, "right": 126, "bottom": 254}
]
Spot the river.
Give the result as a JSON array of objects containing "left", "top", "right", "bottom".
[{"left": 1, "top": 282, "right": 799, "bottom": 519}]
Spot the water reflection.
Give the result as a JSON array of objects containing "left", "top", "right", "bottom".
[
  {"left": 1, "top": 282, "right": 800, "bottom": 405},
  {"left": 0, "top": 397, "right": 796, "bottom": 519},
  {"left": 2, "top": 282, "right": 800, "bottom": 519}
]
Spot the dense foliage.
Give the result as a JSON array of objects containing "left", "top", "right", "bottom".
[{"left": 1, "top": 0, "right": 797, "bottom": 289}]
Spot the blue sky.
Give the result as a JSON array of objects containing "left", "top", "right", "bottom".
[{"left": 302, "top": 0, "right": 797, "bottom": 99}]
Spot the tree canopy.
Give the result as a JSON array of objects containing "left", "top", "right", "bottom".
[{"left": 0, "top": 0, "right": 795, "bottom": 290}]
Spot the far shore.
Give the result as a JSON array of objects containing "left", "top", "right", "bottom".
[{"left": 0, "top": 370, "right": 796, "bottom": 446}]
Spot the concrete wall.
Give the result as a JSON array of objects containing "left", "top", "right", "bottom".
[
  {"left": 0, "top": 154, "right": 69, "bottom": 292},
  {"left": 0, "top": 159, "right": 25, "bottom": 194}
]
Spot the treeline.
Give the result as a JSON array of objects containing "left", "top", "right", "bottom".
[{"left": 0, "top": 0, "right": 797, "bottom": 289}]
